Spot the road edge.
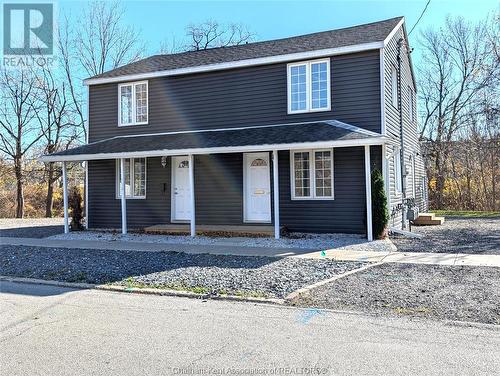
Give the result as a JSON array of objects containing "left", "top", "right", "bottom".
[{"left": 0, "top": 275, "right": 285, "bottom": 305}]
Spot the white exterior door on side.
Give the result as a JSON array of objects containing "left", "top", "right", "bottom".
[
  {"left": 172, "top": 156, "right": 191, "bottom": 221},
  {"left": 244, "top": 152, "right": 271, "bottom": 223}
]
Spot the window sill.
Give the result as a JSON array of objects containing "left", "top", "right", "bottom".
[
  {"left": 115, "top": 196, "right": 146, "bottom": 200},
  {"left": 118, "top": 122, "right": 149, "bottom": 127},
  {"left": 288, "top": 107, "right": 331, "bottom": 115},
  {"left": 291, "top": 197, "right": 335, "bottom": 201}
]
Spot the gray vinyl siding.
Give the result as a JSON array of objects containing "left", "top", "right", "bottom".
[
  {"left": 279, "top": 147, "right": 381, "bottom": 234},
  {"left": 88, "top": 148, "right": 380, "bottom": 234},
  {"left": 88, "top": 50, "right": 381, "bottom": 143},
  {"left": 383, "top": 24, "right": 426, "bottom": 228},
  {"left": 88, "top": 157, "right": 171, "bottom": 229},
  {"left": 194, "top": 154, "right": 244, "bottom": 225}
]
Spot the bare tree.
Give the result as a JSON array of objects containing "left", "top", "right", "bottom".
[
  {"left": 0, "top": 69, "right": 43, "bottom": 218},
  {"left": 57, "top": 14, "right": 87, "bottom": 141},
  {"left": 184, "top": 20, "right": 255, "bottom": 51},
  {"left": 418, "top": 14, "right": 499, "bottom": 208},
  {"left": 34, "top": 65, "right": 82, "bottom": 217},
  {"left": 74, "top": 1, "right": 144, "bottom": 77}
]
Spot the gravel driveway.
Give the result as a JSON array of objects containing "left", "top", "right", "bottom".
[
  {"left": 0, "top": 218, "right": 64, "bottom": 238},
  {"left": 290, "top": 263, "right": 500, "bottom": 324},
  {"left": 392, "top": 217, "right": 500, "bottom": 255},
  {"left": 0, "top": 245, "right": 366, "bottom": 299}
]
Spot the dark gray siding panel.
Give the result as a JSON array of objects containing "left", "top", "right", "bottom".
[
  {"left": 194, "top": 154, "right": 244, "bottom": 225},
  {"left": 88, "top": 157, "right": 171, "bottom": 229},
  {"left": 89, "top": 50, "right": 381, "bottom": 142},
  {"left": 278, "top": 147, "right": 380, "bottom": 234}
]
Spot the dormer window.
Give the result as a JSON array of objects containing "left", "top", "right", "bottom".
[
  {"left": 287, "top": 59, "right": 331, "bottom": 114},
  {"left": 118, "top": 81, "right": 148, "bottom": 126}
]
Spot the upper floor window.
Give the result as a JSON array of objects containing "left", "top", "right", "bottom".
[
  {"left": 291, "top": 149, "right": 334, "bottom": 199},
  {"left": 391, "top": 67, "right": 398, "bottom": 108},
  {"left": 287, "top": 59, "right": 331, "bottom": 114},
  {"left": 118, "top": 81, "right": 148, "bottom": 126},
  {"left": 408, "top": 86, "right": 415, "bottom": 122}
]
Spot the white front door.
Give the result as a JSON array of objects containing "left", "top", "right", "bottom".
[
  {"left": 172, "top": 156, "right": 191, "bottom": 221},
  {"left": 244, "top": 152, "right": 271, "bottom": 222}
]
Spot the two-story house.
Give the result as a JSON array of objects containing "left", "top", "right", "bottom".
[{"left": 42, "top": 16, "right": 427, "bottom": 240}]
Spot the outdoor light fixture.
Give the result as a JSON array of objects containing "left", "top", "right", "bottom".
[{"left": 161, "top": 156, "right": 167, "bottom": 168}]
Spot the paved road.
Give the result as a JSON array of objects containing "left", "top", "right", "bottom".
[{"left": 1, "top": 281, "right": 499, "bottom": 376}]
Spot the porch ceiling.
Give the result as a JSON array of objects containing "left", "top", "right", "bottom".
[{"left": 41, "top": 120, "right": 386, "bottom": 162}]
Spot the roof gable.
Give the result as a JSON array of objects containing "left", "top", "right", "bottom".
[{"left": 86, "top": 17, "right": 403, "bottom": 85}]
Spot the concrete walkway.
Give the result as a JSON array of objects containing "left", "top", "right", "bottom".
[
  {"left": 1, "top": 236, "right": 500, "bottom": 267},
  {"left": 0, "top": 236, "right": 316, "bottom": 257}
]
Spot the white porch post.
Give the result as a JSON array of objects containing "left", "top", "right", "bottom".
[
  {"left": 365, "top": 145, "right": 373, "bottom": 241},
  {"left": 189, "top": 154, "right": 195, "bottom": 237},
  {"left": 62, "top": 161, "right": 69, "bottom": 234},
  {"left": 120, "top": 158, "right": 127, "bottom": 234},
  {"left": 272, "top": 150, "right": 280, "bottom": 239}
]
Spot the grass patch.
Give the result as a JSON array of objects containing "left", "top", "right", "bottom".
[
  {"left": 393, "top": 306, "right": 432, "bottom": 315},
  {"left": 432, "top": 210, "right": 500, "bottom": 218},
  {"left": 120, "top": 278, "right": 212, "bottom": 295},
  {"left": 117, "top": 277, "right": 269, "bottom": 298}
]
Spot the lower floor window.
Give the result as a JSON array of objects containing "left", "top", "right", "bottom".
[
  {"left": 291, "top": 149, "right": 334, "bottom": 199},
  {"left": 116, "top": 158, "right": 146, "bottom": 198}
]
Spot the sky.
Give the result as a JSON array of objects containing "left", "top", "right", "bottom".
[{"left": 58, "top": 0, "right": 496, "bottom": 63}]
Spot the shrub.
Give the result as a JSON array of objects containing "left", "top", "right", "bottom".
[
  {"left": 371, "top": 169, "right": 389, "bottom": 239},
  {"left": 69, "top": 186, "right": 84, "bottom": 230}
]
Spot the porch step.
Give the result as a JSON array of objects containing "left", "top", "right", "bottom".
[
  {"left": 412, "top": 213, "right": 445, "bottom": 226},
  {"left": 144, "top": 224, "right": 276, "bottom": 237}
]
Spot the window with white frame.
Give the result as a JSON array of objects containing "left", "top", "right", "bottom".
[
  {"left": 394, "top": 150, "right": 402, "bottom": 193},
  {"left": 118, "top": 81, "right": 148, "bottom": 126},
  {"left": 116, "top": 158, "right": 146, "bottom": 198},
  {"left": 288, "top": 59, "right": 330, "bottom": 113},
  {"left": 408, "top": 86, "right": 414, "bottom": 121},
  {"left": 391, "top": 67, "right": 398, "bottom": 108},
  {"left": 291, "top": 150, "right": 333, "bottom": 199}
]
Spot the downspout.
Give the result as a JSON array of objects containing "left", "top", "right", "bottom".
[{"left": 397, "top": 38, "right": 407, "bottom": 229}]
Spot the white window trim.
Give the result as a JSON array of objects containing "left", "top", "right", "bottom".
[
  {"left": 394, "top": 149, "right": 402, "bottom": 194},
  {"left": 287, "top": 59, "right": 331, "bottom": 114},
  {"left": 118, "top": 80, "right": 149, "bottom": 127},
  {"left": 391, "top": 67, "right": 398, "bottom": 108},
  {"left": 290, "top": 149, "right": 334, "bottom": 200},
  {"left": 115, "top": 158, "right": 147, "bottom": 199}
]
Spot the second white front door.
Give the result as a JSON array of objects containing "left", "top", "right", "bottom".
[
  {"left": 172, "top": 156, "right": 191, "bottom": 221},
  {"left": 244, "top": 152, "right": 271, "bottom": 222}
]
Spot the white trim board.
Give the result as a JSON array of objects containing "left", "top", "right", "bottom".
[
  {"left": 84, "top": 41, "right": 385, "bottom": 86},
  {"left": 40, "top": 137, "right": 387, "bottom": 162}
]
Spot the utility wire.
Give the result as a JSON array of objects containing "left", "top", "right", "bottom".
[{"left": 408, "top": 0, "right": 431, "bottom": 36}]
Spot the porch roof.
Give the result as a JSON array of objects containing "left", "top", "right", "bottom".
[{"left": 41, "top": 120, "right": 386, "bottom": 162}]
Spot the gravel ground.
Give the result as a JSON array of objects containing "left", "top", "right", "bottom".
[
  {"left": 0, "top": 245, "right": 366, "bottom": 299},
  {"left": 0, "top": 218, "right": 64, "bottom": 238},
  {"left": 49, "top": 230, "right": 392, "bottom": 252},
  {"left": 290, "top": 263, "right": 500, "bottom": 324},
  {"left": 392, "top": 217, "right": 500, "bottom": 255}
]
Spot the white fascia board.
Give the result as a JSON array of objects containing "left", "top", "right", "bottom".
[
  {"left": 84, "top": 41, "right": 384, "bottom": 86},
  {"left": 40, "top": 137, "right": 387, "bottom": 162},
  {"left": 383, "top": 17, "right": 405, "bottom": 47},
  {"left": 379, "top": 47, "right": 386, "bottom": 136}
]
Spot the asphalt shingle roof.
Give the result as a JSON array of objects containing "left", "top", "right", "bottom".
[
  {"left": 44, "top": 120, "right": 383, "bottom": 161},
  {"left": 89, "top": 17, "right": 402, "bottom": 80}
]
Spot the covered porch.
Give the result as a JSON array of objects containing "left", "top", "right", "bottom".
[{"left": 41, "top": 120, "right": 387, "bottom": 241}]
